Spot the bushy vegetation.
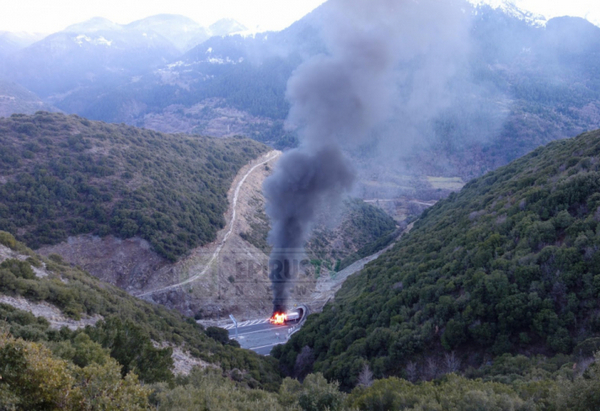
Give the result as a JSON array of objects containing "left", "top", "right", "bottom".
[
  {"left": 0, "top": 111, "right": 268, "bottom": 260},
  {"left": 150, "top": 369, "right": 345, "bottom": 411},
  {"left": 3, "top": 230, "right": 600, "bottom": 409},
  {"left": 0, "top": 331, "right": 150, "bottom": 410},
  {"left": 274, "top": 129, "right": 600, "bottom": 390},
  {"left": 347, "top": 362, "right": 600, "bottom": 411},
  {"left": 0, "top": 232, "right": 281, "bottom": 390},
  {"left": 5, "top": 311, "right": 600, "bottom": 411}
]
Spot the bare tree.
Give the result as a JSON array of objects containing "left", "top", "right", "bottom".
[
  {"left": 357, "top": 363, "right": 374, "bottom": 387},
  {"left": 574, "top": 357, "right": 595, "bottom": 378},
  {"left": 424, "top": 357, "right": 439, "bottom": 381},
  {"left": 444, "top": 351, "right": 461, "bottom": 374},
  {"left": 405, "top": 361, "right": 419, "bottom": 382}
]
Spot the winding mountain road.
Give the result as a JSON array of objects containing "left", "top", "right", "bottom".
[{"left": 136, "top": 150, "right": 281, "bottom": 297}]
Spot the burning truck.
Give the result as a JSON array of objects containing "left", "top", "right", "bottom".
[{"left": 269, "top": 307, "right": 304, "bottom": 325}]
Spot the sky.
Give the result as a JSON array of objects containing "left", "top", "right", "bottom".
[
  {"left": 0, "top": 0, "right": 599, "bottom": 34},
  {"left": 0, "top": 0, "right": 329, "bottom": 33}
]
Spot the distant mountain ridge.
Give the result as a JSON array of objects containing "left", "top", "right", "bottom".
[
  {"left": 2, "top": 3, "right": 600, "bottom": 182},
  {"left": 0, "top": 14, "right": 249, "bottom": 113},
  {"left": 126, "top": 14, "right": 210, "bottom": 52},
  {"left": 63, "top": 15, "right": 248, "bottom": 53},
  {"left": 0, "top": 31, "right": 46, "bottom": 58},
  {"left": 472, "top": 0, "right": 600, "bottom": 28},
  {"left": 47, "top": 2, "right": 600, "bottom": 181},
  {"left": 471, "top": 0, "right": 547, "bottom": 27},
  {"left": 63, "top": 16, "right": 123, "bottom": 33},
  {"left": 209, "top": 18, "right": 249, "bottom": 37},
  {"left": 47, "top": 4, "right": 325, "bottom": 146},
  {"left": 3, "top": 24, "right": 180, "bottom": 99}
]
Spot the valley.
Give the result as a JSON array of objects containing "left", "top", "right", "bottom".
[
  {"left": 35, "top": 142, "right": 412, "bottom": 322},
  {"left": 2, "top": 0, "right": 600, "bottom": 409}
]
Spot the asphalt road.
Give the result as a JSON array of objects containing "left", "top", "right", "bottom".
[{"left": 225, "top": 319, "right": 294, "bottom": 355}]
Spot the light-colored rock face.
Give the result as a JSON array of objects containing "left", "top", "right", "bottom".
[
  {"left": 38, "top": 235, "right": 169, "bottom": 289},
  {"left": 0, "top": 295, "right": 102, "bottom": 330},
  {"left": 0, "top": 244, "right": 214, "bottom": 375},
  {"left": 171, "top": 346, "right": 211, "bottom": 375},
  {"left": 0, "top": 245, "right": 101, "bottom": 329},
  {"left": 0, "top": 244, "right": 46, "bottom": 277},
  {"left": 141, "top": 150, "right": 285, "bottom": 319},
  {"left": 152, "top": 342, "right": 215, "bottom": 376}
]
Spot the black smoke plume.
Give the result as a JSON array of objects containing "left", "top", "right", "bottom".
[
  {"left": 264, "top": 0, "right": 472, "bottom": 313},
  {"left": 264, "top": 147, "right": 354, "bottom": 313}
]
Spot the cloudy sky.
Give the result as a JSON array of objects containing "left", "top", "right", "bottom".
[
  {"left": 0, "top": 0, "right": 599, "bottom": 34},
  {"left": 0, "top": 0, "right": 328, "bottom": 33}
]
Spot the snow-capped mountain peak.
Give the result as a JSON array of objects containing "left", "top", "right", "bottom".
[{"left": 470, "top": 0, "right": 547, "bottom": 27}]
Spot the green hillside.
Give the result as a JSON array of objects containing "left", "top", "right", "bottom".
[
  {"left": 0, "top": 111, "right": 268, "bottom": 260},
  {"left": 274, "top": 129, "right": 600, "bottom": 390},
  {"left": 0, "top": 231, "right": 280, "bottom": 406}
]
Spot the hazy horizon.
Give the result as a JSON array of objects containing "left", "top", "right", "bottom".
[
  {"left": 0, "top": 0, "right": 328, "bottom": 35},
  {"left": 1, "top": 0, "right": 599, "bottom": 36}
]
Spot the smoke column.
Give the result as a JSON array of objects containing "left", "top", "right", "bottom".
[{"left": 263, "top": 0, "right": 472, "bottom": 313}]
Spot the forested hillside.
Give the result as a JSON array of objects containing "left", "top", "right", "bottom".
[
  {"left": 0, "top": 111, "right": 267, "bottom": 260},
  {"left": 0, "top": 231, "right": 281, "bottom": 408},
  {"left": 242, "top": 197, "right": 398, "bottom": 269},
  {"left": 274, "top": 129, "right": 600, "bottom": 390},
  {"left": 4, "top": 229, "right": 600, "bottom": 409}
]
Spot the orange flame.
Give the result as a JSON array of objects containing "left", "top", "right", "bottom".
[{"left": 270, "top": 312, "right": 287, "bottom": 325}]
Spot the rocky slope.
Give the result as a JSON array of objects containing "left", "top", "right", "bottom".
[{"left": 40, "top": 151, "right": 282, "bottom": 319}]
